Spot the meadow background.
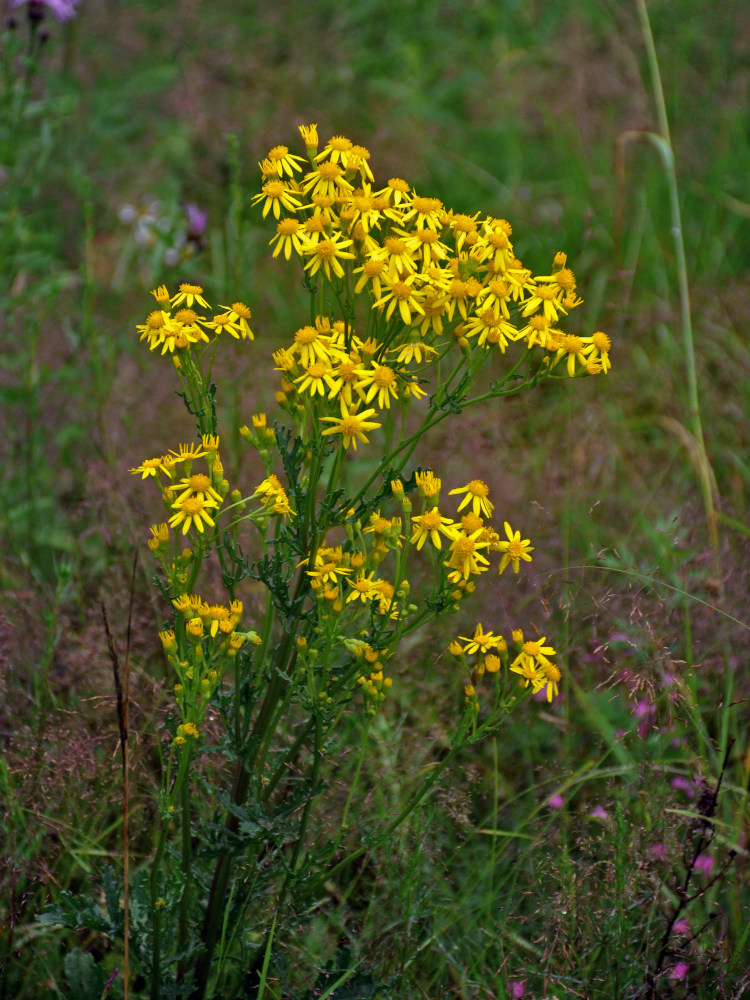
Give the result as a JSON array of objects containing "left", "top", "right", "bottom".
[{"left": 1, "top": 0, "right": 749, "bottom": 997}]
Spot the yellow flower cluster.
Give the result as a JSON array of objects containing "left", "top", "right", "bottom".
[
  {"left": 451, "top": 626, "right": 561, "bottom": 705},
  {"left": 136, "top": 284, "right": 254, "bottom": 354},
  {"left": 254, "top": 127, "right": 611, "bottom": 431},
  {"left": 131, "top": 435, "right": 229, "bottom": 539},
  {"left": 405, "top": 473, "right": 533, "bottom": 584}
]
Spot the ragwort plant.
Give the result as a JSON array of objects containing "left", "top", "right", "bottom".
[{"left": 124, "top": 126, "right": 612, "bottom": 998}]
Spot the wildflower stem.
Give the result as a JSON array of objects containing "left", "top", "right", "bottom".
[{"left": 636, "top": 0, "right": 719, "bottom": 567}]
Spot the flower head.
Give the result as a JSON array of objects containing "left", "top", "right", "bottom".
[{"left": 11, "top": 0, "right": 81, "bottom": 22}]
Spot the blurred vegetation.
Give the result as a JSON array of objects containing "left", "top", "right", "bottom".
[{"left": 1, "top": 1, "right": 748, "bottom": 997}]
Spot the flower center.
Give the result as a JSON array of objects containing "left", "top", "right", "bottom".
[{"left": 467, "top": 480, "right": 488, "bottom": 497}]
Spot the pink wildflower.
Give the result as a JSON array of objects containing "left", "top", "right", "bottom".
[{"left": 10, "top": 0, "right": 81, "bottom": 22}]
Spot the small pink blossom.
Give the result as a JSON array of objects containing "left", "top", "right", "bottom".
[
  {"left": 589, "top": 805, "right": 609, "bottom": 820},
  {"left": 671, "top": 776, "right": 695, "bottom": 798},
  {"left": 547, "top": 794, "right": 564, "bottom": 809},
  {"left": 669, "top": 962, "right": 689, "bottom": 981},
  {"left": 10, "top": 0, "right": 81, "bottom": 22},
  {"left": 695, "top": 854, "right": 714, "bottom": 876},
  {"left": 672, "top": 919, "right": 690, "bottom": 936},
  {"left": 510, "top": 981, "right": 525, "bottom": 999}
]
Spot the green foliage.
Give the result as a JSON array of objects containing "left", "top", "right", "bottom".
[{"left": 1, "top": 2, "right": 748, "bottom": 1000}]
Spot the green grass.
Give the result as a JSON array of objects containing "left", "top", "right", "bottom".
[{"left": 1, "top": 1, "right": 748, "bottom": 998}]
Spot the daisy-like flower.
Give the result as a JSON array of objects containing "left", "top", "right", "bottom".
[
  {"left": 445, "top": 529, "right": 491, "bottom": 581},
  {"left": 307, "top": 558, "right": 352, "bottom": 586},
  {"left": 553, "top": 333, "right": 595, "bottom": 377},
  {"left": 355, "top": 363, "right": 400, "bottom": 410},
  {"left": 371, "top": 275, "right": 425, "bottom": 326},
  {"left": 458, "top": 623, "right": 503, "bottom": 655},
  {"left": 449, "top": 212, "right": 480, "bottom": 253},
  {"left": 381, "top": 235, "right": 418, "bottom": 280},
  {"left": 291, "top": 325, "right": 334, "bottom": 368},
  {"left": 215, "top": 302, "right": 254, "bottom": 340},
  {"left": 518, "top": 313, "right": 559, "bottom": 350},
  {"left": 320, "top": 402, "right": 382, "bottom": 451},
  {"left": 265, "top": 144, "right": 306, "bottom": 177},
  {"left": 463, "top": 308, "right": 514, "bottom": 352},
  {"left": 269, "top": 218, "right": 305, "bottom": 260},
  {"left": 354, "top": 255, "right": 389, "bottom": 299},
  {"left": 393, "top": 336, "right": 438, "bottom": 366},
  {"left": 295, "top": 361, "right": 338, "bottom": 398},
  {"left": 346, "top": 570, "right": 380, "bottom": 604},
  {"left": 449, "top": 480, "right": 494, "bottom": 519},
  {"left": 396, "top": 225, "right": 450, "bottom": 270},
  {"left": 476, "top": 278, "right": 513, "bottom": 319},
  {"left": 534, "top": 266, "right": 577, "bottom": 298},
  {"left": 496, "top": 522, "right": 534, "bottom": 574},
  {"left": 414, "top": 289, "right": 447, "bottom": 338},
  {"left": 172, "top": 473, "right": 224, "bottom": 508},
  {"left": 326, "top": 357, "right": 367, "bottom": 406},
  {"left": 302, "top": 161, "right": 354, "bottom": 200},
  {"left": 400, "top": 194, "right": 444, "bottom": 232},
  {"left": 170, "top": 283, "right": 210, "bottom": 309},
  {"left": 347, "top": 145, "right": 375, "bottom": 184},
  {"left": 169, "top": 442, "right": 209, "bottom": 465},
  {"left": 315, "top": 134, "right": 353, "bottom": 164},
  {"left": 251, "top": 180, "right": 302, "bottom": 220},
  {"left": 444, "top": 278, "right": 472, "bottom": 321},
  {"left": 510, "top": 638, "right": 557, "bottom": 690},
  {"left": 303, "top": 233, "right": 356, "bottom": 281},
  {"left": 588, "top": 331, "right": 612, "bottom": 374},
  {"left": 410, "top": 508, "right": 459, "bottom": 550},
  {"left": 169, "top": 494, "right": 220, "bottom": 535},
  {"left": 130, "top": 456, "right": 172, "bottom": 480}
]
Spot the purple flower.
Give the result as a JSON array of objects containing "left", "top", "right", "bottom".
[
  {"left": 510, "top": 981, "right": 525, "bottom": 999},
  {"left": 10, "top": 0, "right": 81, "bottom": 22},
  {"left": 669, "top": 962, "right": 689, "bottom": 981},
  {"left": 695, "top": 854, "right": 714, "bottom": 876},
  {"left": 547, "top": 794, "right": 564, "bottom": 809},
  {"left": 589, "top": 805, "right": 609, "bottom": 821},
  {"left": 672, "top": 919, "right": 690, "bottom": 936},
  {"left": 671, "top": 776, "right": 695, "bottom": 798},
  {"left": 183, "top": 202, "right": 208, "bottom": 239}
]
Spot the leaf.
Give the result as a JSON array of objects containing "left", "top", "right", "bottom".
[{"left": 63, "top": 948, "right": 105, "bottom": 1000}]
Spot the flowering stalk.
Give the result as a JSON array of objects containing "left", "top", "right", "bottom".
[{"left": 130, "top": 127, "right": 610, "bottom": 997}]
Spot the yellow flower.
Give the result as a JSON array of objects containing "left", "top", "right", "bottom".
[
  {"left": 295, "top": 361, "right": 337, "bottom": 398},
  {"left": 320, "top": 402, "right": 381, "bottom": 451},
  {"left": 355, "top": 363, "right": 400, "bottom": 410},
  {"left": 216, "top": 302, "right": 254, "bottom": 340},
  {"left": 265, "top": 144, "right": 306, "bottom": 177},
  {"left": 415, "top": 470, "right": 441, "bottom": 499},
  {"left": 496, "top": 522, "right": 534, "bottom": 575},
  {"left": 170, "top": 283, "right": 210, "bottom": 309},
  {"left": 303, "top": 234, "right": 356, "bottom": 281},
  {"left": 346, "top": 570, "right": 380, "bottom": 604},
  {"left": 458, "top": 623, "right": 503, "bottom": 655},
  {"left": 251, "top": 180, "right": 302, "bottom": 219},
  {"left": 130, "top": 456, "right": 172, "bottom": 480},
  {"left": 371, "top": 275, "right": 425, "bottom": 325},
  {"left": 270, "top": 218, "right": 305, "bottom": 260},
  {"left": 445, "top": 529, "right": 491, "bottom": 581},
  {"left": 410, "top": 508, "right": 458, "bottom": 550},
  {"left": 169, "top": 494, "right": 220, "bottom": 535},
  {"left": 449, "top": 480, "right": 494, "bottom": 519},
  {"left": 172, "top": 473, "right": 223, "bottom": 508},
  {"left": 299, "top": 122, "right": 319, "bottom": 155}
]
